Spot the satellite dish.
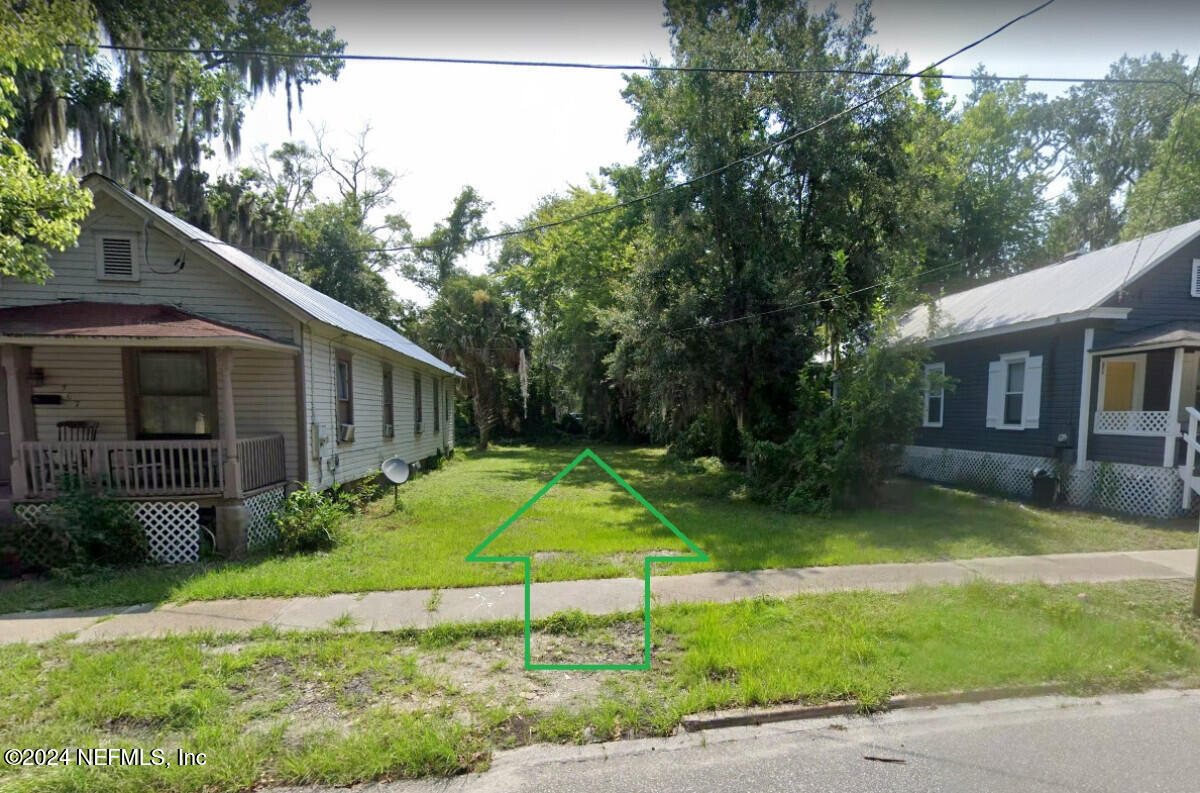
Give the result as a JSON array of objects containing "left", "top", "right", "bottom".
[
  {"left": 381, "top": 457, "right": 410, "bottom": 510},
  {"left": 381, "top": 457, "right": 410, "bottom": 485}
]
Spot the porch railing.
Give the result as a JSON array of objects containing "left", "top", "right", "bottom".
[
  {"left": 1093, "top": 410, "right": 1173, "bottom": 436},
  {"left": 17, "top": 435, "right": 286, "bottom": 500},
  {"left": 238, "top": 434, "right": 286, "bottom": 493}
]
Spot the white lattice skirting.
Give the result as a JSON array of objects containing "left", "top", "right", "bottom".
[
  {"left": 899, "top": 445, "right": 1189, "bottom": 519},
  {"left": 246, "top": 486, "right": 286, "bottom": 551},
  {"left": 15, "top": 500, "right": 201, "bottom": 564}
]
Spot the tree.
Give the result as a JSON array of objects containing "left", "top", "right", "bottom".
[
  {"left": 1123, "top": 102, "right": 1200, "bottom": 238},
  {"left": 609, "top": 0, "right": 923, "bottom": 455},
  {"left": 12, "top": 0, "right": 343, "bottom": 221},
  {"left": 1045, "top": 54, "right": 1192, "bottom": 255},
  {"left": 402, "top": 187, "right": 490, "bottom": 294},
  {"left": 939, "top": 75, "right": 1055, "bottom": 282},
  {"left": 496, "top": 180, "right": 642, "bottom": 435},
  {"left": 0, "top": 0, "right": 94, "bottom": 283},
  {"left": 420, "top": 274, "right": 529, "bottom": 450}
]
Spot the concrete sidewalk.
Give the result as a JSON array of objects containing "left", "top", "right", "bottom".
[{"left": 2, "top": 548, "right": 1196, "bottom": 645}]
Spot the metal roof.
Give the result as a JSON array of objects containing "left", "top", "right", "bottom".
[
  {"left": 84, "top": 175, "right": 460, "bottom": 377},
  {"left": 898, "top": 218, "right": 1200, "bottom": 343}
]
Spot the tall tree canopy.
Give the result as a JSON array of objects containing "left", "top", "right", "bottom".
[
  {"left": 496, "top": 179, "right": 643, "bottom": 435},
  {"left": 1045, "top": 53, "right": 1193, "bottom": 256},
  {"left": 0, "top": 0, "right": 94, "bottom": 283},
  {"left": 609, "top": 0, "right": 924, "bottom": 447},
  {"left": 12, "top": 0, "right": 343, "bottom": 221}
]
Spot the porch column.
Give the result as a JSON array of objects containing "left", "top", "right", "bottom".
[
  {"left": 2, "top": 345, "right": 34, "bottom": 499},
  {"left": 214, "top": 347, "right": 248, "bottom": 557},
  {"left": 1166, "top": 347, "right": 1184, "bottom": 467},
  {"left": 1076, "top": 329, "right": 1095, "bottom": 467},
  {"left": 217, "top": 348, "right": 241, "bottom": 498}
]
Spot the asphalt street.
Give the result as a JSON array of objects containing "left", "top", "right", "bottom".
[{"left": 298, "top": 688, "right": 1200, "bottom": 793}]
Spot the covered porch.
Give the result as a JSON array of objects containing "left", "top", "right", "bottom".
[
  {"left": 0, "top": 302, "right": 300, "bottom": 557},
  {"left": 1086, "top": 322, "right": 1200, "bottom": 468}
]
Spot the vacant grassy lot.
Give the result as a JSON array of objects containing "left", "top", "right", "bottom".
[
  {"left": 2, "top": 580, "right": 1198, "bottom": 793},
  {"left": 2, "top": 444, "right": 1194, "bottom": 613}
]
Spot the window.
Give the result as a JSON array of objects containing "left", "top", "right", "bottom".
[
  {"left": 1098, "top": 355, "right": 1145, "bottom": 412},
  {"left": 433, "top": 380, "right": 440, "bottom": 432},
  {"left": 96, "top": 233, "right": 139, "bottom": 281},
  {"left": 923, "top": 363, "right": 945, "bottom": 427},
  {"left": 131, "top": 350, "right": 213, "bottom": 438},
  {"left": 382, "top": 365, "right": 394, "bottom": 438},
  {"left": 414, "top": 372, "right": 423, "bottom": 432},
  {"left": 336, "top": 353, "right": 353, "bottom": 435},
  {"left": 1003, "top": 359, "right": 1025, "bottom": 426},
  {"left": 1191, "top": 259, "right": 1200, "bottom": 297},
  {"left": 986, "top": 352, "right": 1042, "bottom": 430}
]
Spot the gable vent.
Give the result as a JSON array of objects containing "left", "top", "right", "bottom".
[
  {"left": 1192, "top": 259, "right": 1200, "bottom": 298},
  {"left": 99, "top": 236, "right": 136, "bottom": 280}
]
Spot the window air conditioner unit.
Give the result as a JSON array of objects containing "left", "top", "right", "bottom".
[
  {"left": 339, "top": 423, "right": 355, "bottom": 443},
  {"left": 414, "top": 420, "right": 423, "bottom": 434}
]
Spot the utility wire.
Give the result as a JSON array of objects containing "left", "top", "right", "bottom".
[
  {"left": 89, "top": 41, "right": 1192, "bottom": 92},
  {"left": 189, "top": 0, "right": 1059, "bottom": 259}
]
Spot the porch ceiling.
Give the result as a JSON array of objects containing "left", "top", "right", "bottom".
[
  {"left": 0, "top": 302, "right": 297, "bottom": 353},
  {"left": 1093, "top": 321, "right": 1200, "bottom": 355}
]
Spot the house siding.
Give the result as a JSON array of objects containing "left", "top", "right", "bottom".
[
  {"left": 302, "top": 325, "right": 456, "bottom": 489},
  {"left": 912, "top": 323, "right": 1086, "bottom": 459},
  {"left": 0, "top": 193, "right": 296, "bottom": 343},
  {"left": 1099, "top": 237, "right": 1200, "bottom": 340}
]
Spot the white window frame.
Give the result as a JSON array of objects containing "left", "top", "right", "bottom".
[
  {"left": 922, "top": 362, "right": 945, "bottom": 428},
  {"left": 997, "top": 351, "right": 1030, "bottom": 431},
  {"left": 1096, "top": 354, "right": 1146, "bottom": 413},
  {"left": 1190, "top": 259, "right": 1200, "bottom": 298},
  {"left": 94, "top": 231, "right": 140, "bottom": 281}
]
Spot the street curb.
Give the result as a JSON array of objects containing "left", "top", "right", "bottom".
[{"left": 680, "top": 683, "right": 1079, "bottom": 731}]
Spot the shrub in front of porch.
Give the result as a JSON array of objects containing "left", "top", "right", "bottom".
[
  {"left": 272, "top": 484, "right": 351, "bottom": 554},
  {"left": 25, "top": 476, "right": 148, "bottom": 570}
]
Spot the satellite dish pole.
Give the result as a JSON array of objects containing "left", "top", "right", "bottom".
[{"left": 381, "top": 457, "right": 411, "bottom": 510}]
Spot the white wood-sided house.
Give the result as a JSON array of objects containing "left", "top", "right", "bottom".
[{"left": 1, "top": 174, "right": 459, "bottom": 563}]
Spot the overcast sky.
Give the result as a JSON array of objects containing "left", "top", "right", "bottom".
[{"left": 226, "top": 0, "right": 1200, "bottom": 302}]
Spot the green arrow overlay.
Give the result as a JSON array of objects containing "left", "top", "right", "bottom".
[{"left": 465, "top": 448, "right": 708, "bottom": 670}]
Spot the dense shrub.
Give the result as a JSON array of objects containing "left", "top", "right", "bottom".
[
  {"left": 746, "top": 335, "right": 934, "bottom": 513},
  {"left": 272, "top": 484, "right": 350, "bottom": 554},
  {"left": 30, "top": 476, "right": 148, "bottom": 569}
]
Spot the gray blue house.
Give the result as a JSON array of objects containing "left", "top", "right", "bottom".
[{"left": 898, "top": 217, "right": 1200, "bottom": 518}]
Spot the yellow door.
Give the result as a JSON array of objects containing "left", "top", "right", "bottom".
[{"left": 1102, "top": 360, "right": 1137, "bottom": 411}]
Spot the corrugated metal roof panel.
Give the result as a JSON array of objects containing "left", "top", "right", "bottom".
[
  {"left": 899, "top": 218, "right": 1200, "bottom": 342},
  {"left": 88, "top": 175, "right": 459, "bottom": 376}
]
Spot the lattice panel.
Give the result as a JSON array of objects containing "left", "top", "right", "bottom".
[
  {"left": 246, "top": 486, "right": 286, "bottom": 551},
  {"left": 901, "top": 445, "right": 1190, "bottom": 519},
  {"left": 899, "top": 446, "right": 1054, "bottom": 499},
  {"left": 13, "top": 500, "right": 200, "bottom": 565},
  {"left": 134, "top": 501, "right": 200, "bottom": 564},
  {"left": 10, "top": 504, "right": 61, "bottom": 569},
  {"left": 1093, "top": 410, "right": 1172, "bottom": 436}
]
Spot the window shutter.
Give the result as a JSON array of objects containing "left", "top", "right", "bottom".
[
  {"left": 986, "top": 360, "right": 1004, "bottom": 427},
  {"left": 1191, "top": 259, "right": 1200, "bottom": 297},
  {"left": 100, "top": 237, "right": 135, "bottom": 279},
  {"left": 1022, "top": 355, "right": 1043, "bottom": 429}
]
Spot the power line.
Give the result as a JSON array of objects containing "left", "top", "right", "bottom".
[
  {"left": 188, "top": 0, "right": 1059, "bottom": 259},
  {"left": 89, "top": 42, "right": 1192, "bottom": 92}
]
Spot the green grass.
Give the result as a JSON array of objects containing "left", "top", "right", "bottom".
[
  {"left": 2, "top": 444, "right": 1194, "bottom": 613},
  {"left": 2, "top": 580, "right": 1198, "bottom": 792}
]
